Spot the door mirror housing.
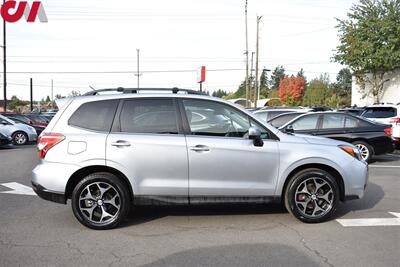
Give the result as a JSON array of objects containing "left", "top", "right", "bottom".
[
  {"left": 1, "top": 121, "right": 8, "bottom": 126},
  {"left": 285, "top": 124, "right": 294, "bottom": 134},
  {"left": 248, "top": 126, "right": 264, "bottom": 147}
]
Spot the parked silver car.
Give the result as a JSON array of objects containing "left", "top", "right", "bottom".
[
  {"left": 32, "top": 88, "right": 368, "bottom": 229},
  {"left": 0, "top": 114, "right": 38, "bottom": 145}
]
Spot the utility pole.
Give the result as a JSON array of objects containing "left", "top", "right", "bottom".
[
  {"left": 51, "top": 79, "right": 54, "bottom": 109},
  {"left": 135, "top": 49, "right": 140, "bottom": 89},
  {"left": 244, "top": 0, "right": 249, "bottom": 108},
  {"left": 254, "top": 15, "right": 262, "bottom": 108},
  {"left": 30, "top": 78, "right": 33, "bottom": 112},
  {"left": 3, "top": 0, "right": 7, "bottom": 112},
  {"left": 250, "top": 52, "right": 255, "bottom": 107}
]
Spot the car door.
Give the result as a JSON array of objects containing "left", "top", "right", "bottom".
[
  {"left": 180, "top": 99, "right": 279, "bottom": 198},
  {"left": 0, "top": 116, "right": 15, "bottom": 137},
  {"left": 106, "top": 98, "right": 189, "bottom": 199},
  {"left": 317, "top": 114, "right": 351, "bottom": 142},
  {"left": 289, "top": 114, "right": 321, "bottom": 135}
]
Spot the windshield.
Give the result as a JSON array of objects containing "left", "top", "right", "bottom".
[{"left": 0, "top": 115, "right": 15, "bottom": 125}]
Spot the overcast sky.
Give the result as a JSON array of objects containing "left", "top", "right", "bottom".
[{"left": 3, "top": 0, "right": 356, "bottom": 100}]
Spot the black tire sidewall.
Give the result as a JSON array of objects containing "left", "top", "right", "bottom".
[
  {"left": 285, "top": 168, "right": 339, "bottom": 223},
  {"left": 71, "top": 173, "right": 131, "bottom": 230}
]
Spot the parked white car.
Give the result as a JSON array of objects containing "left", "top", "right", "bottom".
[
  {"left": 361, "top": 104, "right": 400, "bottom": 148},
  {"left": 0, "top": 114, "right": 38, "bottom": 145}
]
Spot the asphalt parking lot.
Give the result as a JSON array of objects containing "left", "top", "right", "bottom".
[{"left": 0, "top": 145, "right": 399, "bottom": 267}]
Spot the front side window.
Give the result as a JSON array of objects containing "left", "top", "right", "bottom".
[
  {"left": 183, "top": 99, "right": 269, "bottom": 138},
  {"left": 291, "top": 115, "right": 320, "bottom": 131},
  {"left": 120, "top": 99, "right": 178, "bottom": 134},
  {"left": 68, "top": 100, "right": 119, "bottom": 132}
]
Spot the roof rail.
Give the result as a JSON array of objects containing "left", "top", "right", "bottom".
[{"left": 83, "top": 87, "right": 206, "bottom": 96}]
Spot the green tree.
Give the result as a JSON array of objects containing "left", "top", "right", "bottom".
[
  {"left": 297, "top": 68, "right": 307, "bottom": 83},
  {"left": 331, "top": 68, "right": 352, "bottom": 106},
  {"left": 45, "top": 96, "right": 51, "bottom": 103},
  {"left": 212, "top": 89, "right": 228, "bottom": 98},
  {"left": 334, "top": 0, "right": 400, "bottom": 103},
  {"left": 259, "top": 68, "right": 270, "bottom": 98},
  {"left": 302, "top": 75, "right": 330, "bottom": 106},
  {"left": 270, "top": 65, "right": 286, "bottom": 89}
]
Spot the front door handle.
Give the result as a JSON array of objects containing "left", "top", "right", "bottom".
[
  {"left": 189, "top": 145, "right": 210, "bottom": 152},
  {"left": 111, "top": 141, "right": 131, "bottom": 147}
]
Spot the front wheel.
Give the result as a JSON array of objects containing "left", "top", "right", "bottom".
[
  {"left": 284, "top": 168, "right": 339, "bottom": 223},
  {"left": 71, "top": 172, "right": 131, "bottom": 230},
  {"left": 12, "top": 131, "right": 28, "bottom": 145}
]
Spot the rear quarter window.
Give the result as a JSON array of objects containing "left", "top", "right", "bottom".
[{"left": 68, "top": 100, "right": 119, "bottom": 132}]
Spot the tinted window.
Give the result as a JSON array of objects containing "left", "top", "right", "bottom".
[
  {"left": 269, "top": 113, "right": 304, "bottom": 128},
  {"left": 183, "top": 100, "right": 269, "bottom": 138},
  {"left": 322, "top": 114, "right": 345, "bottom": 129},
  {"left": 120, "top": 99, "right": 178, "bottom": 134},
  {"left": 291, "top": 115, "right": 319, "bottom": 131},
  {"left": 69, "top": 100, "right": 118, "bottom": 131},
  {"left": 345, "top": 116, "right": 358, "bottom": 128},
  {"left": 253, "top": 111, "right": 268, "bottom": 122},
  {"left": 362, "top": 107, "right": 397, "bottom": 118}
]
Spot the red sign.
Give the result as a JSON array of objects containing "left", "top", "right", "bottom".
[
  {"left": 1, "top": 1, "right": 48, "bottom": 23},
  {"left": 197, "top": 66, "right": 206, "bottom": 83}
]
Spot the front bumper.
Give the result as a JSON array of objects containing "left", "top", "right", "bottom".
[{"left": 32, "top": 182, "right": 66, "bottom": 204}]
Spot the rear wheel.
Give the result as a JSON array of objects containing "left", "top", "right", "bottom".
[
  {"left": 12, "top": 131, "right": 28, "bottom": 145},
  {"left": 352, "top": 141, "right": 373, "bottom": 162},
  {"left": 284, "top": 168, "right": 339, "bottom": 223},
  {"left": 71, "top": 172, "right": 130, "bottom": 230}
]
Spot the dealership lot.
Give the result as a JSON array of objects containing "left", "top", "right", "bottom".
[{"left": 0, "top": 145, "right": 399, "bottom": 267}]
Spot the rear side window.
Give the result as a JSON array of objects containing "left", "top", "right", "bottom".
[
  {"left": 120, "top": 99, "right": 178, "bottom": 134},
  {"left": 362, "top": 107, "right": 397, "bottom": 118},
  {"left": 344, "top": 116, "right": 359, "bottom": 128},
  {"left": 269, "top": 113, "right": 303, "bottom": 128},
  {"left": 68, "top": 100, "right": 119, "bottom": 131},
  {"left": 322, "top": 114, "right": 345, "bottom": 129}
]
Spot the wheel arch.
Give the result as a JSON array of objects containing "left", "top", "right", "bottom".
[
  {"left": 281, "top": 163, "right": 346, "bottom": 202},
  {"left": 65, "top": 165, "right": 133, "bottom": 201}
]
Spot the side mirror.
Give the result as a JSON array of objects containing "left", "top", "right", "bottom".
[
  {"left": 248, "top": 126, "right": 264, "bottom": 147},
  {"left": 1, "top": 121, "right": 8, "bottom": 126},
  {"left": 285, "top": 125, "right": 294, "bottom": 134}
]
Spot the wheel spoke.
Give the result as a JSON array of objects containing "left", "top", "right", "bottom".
[
  {"left": 100, "top": 206, "right": 115, "bottom": 222},
  {"left": 80, "top": 185, "right": 96, "bottom": 201},
  {"left": 104, "top": 194, "right": 119, "bottom": 210},
  {"left": 81, "top": 206, "right": 96, "bottom": 220},
  {"left": 313, "top": 178, "right": 327, "bottom": 192},
  {"left": 318, "top": 190, "right": 332, "bottom": 204},
  {"left": 298, "top": 181, "right": 311, "bottom": 195},
  {"left": 311, "top": 201, "right": 326, "bottom": 216},
  {"left": 95, "top": 183, "right": 111, "bottom": 199}
]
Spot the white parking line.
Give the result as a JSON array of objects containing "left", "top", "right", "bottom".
[
  {"left": 337, "top": 212, "right": 400, "bottom": 227},
  {"left": 369, "top": 165, "right": 400, "bottom": 168},
  {"left": 0, "top": 182, "right": 36, "bottom": 196}
]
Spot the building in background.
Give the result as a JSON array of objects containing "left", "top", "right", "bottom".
[{"left": 352, "top": 69, "right": 400, "bottom": 106}]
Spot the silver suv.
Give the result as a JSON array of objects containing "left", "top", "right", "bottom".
[{"left": 32, "top": 88, "right": 368, "bottom": 229}]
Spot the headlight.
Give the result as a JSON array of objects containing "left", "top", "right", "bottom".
[{"left": 339, "top": 145, "right": 362, "bottom": 161}]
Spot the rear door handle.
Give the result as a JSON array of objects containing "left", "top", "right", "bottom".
[
  {"left": 189, "top": 145, "right": 210, "bottom": 152},
  {"left": 110, "top": 141, "right": 131, "bottom": 147}
]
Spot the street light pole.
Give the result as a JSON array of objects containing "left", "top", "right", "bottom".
[
  {"left": 136, "top": 49, "right": 140, "bottom": 89},
  {"left": 3, "top": 0, "right": 7, "bottom": 112}
]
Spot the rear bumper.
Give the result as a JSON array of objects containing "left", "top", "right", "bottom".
[{"left": 32, "top": 182, "right": 66, "bottom": 204}]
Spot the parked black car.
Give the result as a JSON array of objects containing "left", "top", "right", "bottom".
[
  {"left": 279, "top": 112, "right": 395, "bottom": 162},
  {"left": 0, "top": 132, "right": 12, "bottom": 146}
]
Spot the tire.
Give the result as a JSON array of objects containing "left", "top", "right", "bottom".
[
  {"left": 284, "top": 168, "right": 339, "bottom": 223},
  {"left": 352, "top": 141, "right": 373, "bottom": 163},
  {"left": 71, "top": 172, "right": 131, "bottom": 230},
  {"left": 12, "top": 131, "right": 28, "bottom": 145}
]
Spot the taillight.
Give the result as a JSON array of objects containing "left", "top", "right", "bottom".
[
  {"left": 384, "top": 128, "right": 392, "bottom": 136},
  {"left": 390, "top": 117, "right": 400, "bottom": 124},
  {"left": 37, "top": 133, "right": 65, "bottom": 159}
]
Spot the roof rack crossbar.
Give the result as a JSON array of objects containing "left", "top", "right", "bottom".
[{"left": 83, "top": 87, "right": 206, "bottom": 96}]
